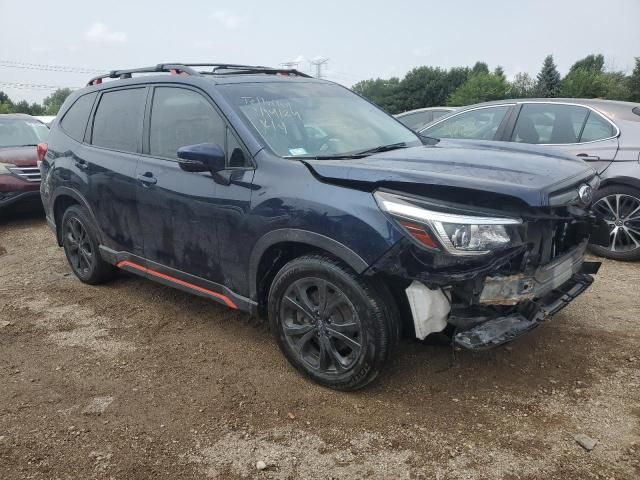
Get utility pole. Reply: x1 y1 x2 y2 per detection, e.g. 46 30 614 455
310 57 329 79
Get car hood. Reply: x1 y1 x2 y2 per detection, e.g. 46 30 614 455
0 146 38 167
304 140 596 207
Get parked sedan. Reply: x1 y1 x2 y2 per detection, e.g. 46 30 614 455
0 114 48 212
420 99 640 260
395 107 457 131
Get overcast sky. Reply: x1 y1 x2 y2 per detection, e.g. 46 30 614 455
1 0 639 103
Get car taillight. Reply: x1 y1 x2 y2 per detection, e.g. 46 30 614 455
37 143 48 168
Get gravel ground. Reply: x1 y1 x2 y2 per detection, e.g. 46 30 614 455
1 210 639 479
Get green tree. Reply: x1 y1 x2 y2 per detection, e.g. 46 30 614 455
560 68 608 98
493 66 505 80
535 55 562 98
395 66 469 112
509 72 536 98
12 100 32 114
352 78 402 113
603 71 631 101
42 88 72 115
448 72 509 106
629 57 640 102
0 91 14 113
569 54 605 74
471 61 489 76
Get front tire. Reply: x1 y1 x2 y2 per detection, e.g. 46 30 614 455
61 205 116 284
589 185 640 261
268 254 398 391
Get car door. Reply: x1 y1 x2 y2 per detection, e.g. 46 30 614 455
84 87 147 255
506 103 619 173
135 85 255 294
421 105 513 141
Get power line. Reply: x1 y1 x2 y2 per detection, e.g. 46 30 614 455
0 82 82 91
0 59 105 74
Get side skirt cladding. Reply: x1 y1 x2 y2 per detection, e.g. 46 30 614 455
99 246 256 312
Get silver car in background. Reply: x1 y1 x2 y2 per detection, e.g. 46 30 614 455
395 106 457 131
420 98 640 260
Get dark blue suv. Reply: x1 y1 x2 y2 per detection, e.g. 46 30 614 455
40 63 605 390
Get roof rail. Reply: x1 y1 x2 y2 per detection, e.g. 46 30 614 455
87 63 311 86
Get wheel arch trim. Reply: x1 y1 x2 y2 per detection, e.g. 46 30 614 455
51 187 104 246
598 176 640 192
249 229 369 301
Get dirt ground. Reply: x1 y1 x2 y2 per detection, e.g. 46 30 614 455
1 210 639 480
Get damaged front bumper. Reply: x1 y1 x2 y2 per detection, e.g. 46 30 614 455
454 269 595 350
395 240 600 350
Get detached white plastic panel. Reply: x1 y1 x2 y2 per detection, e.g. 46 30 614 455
405 281 450 340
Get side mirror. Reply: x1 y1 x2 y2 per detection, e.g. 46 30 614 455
177 143 226 173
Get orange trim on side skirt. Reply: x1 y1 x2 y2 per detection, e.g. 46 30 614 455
116 260 238 309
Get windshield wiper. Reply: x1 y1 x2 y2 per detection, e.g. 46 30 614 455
354 142 409 156
285 153 368 160
284 142 410 161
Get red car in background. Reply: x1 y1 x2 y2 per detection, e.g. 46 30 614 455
0 114 49 212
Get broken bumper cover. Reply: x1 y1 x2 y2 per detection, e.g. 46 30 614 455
478 240 589 305
454 269 595 350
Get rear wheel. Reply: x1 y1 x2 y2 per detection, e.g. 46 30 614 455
61 205 116 284
268 254 398 390
589 185 640 261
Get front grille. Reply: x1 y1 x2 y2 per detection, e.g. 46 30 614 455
8 166 41 182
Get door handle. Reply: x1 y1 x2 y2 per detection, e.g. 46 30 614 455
75 159 88 170
136 172 157 185
576 153 600 162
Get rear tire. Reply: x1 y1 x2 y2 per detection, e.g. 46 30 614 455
61 205 116 284
268 254 399 391
589 185 640 261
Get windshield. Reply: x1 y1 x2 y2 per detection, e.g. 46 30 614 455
0 118 49 148
219 81 420 158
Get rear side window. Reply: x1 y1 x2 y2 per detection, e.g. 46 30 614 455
149 87 225 159
60 92 96 142
580 111 615 142
398 111 432 130
91 88 146 153
511 104 589 144
424 106 509 140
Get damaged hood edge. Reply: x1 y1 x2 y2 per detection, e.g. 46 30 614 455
304 142 597 207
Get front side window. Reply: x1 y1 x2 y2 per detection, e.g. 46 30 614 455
220 82 420 158
149 87 225 160
0 118 49 148
423 106 510 140
91 88 146 153
511 104 590 144
60 93 96 142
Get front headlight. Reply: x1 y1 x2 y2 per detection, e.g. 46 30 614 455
374 190 522 255
0 162 13 175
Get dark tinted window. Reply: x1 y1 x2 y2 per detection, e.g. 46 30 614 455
149 87 225 159
60 93 96 142
580 111 615 142
512 103 588 144
398 111 432 130
91 88 146 153
424 106 509 140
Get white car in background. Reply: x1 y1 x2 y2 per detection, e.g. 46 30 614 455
34 115 56 127
395 107 457 131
